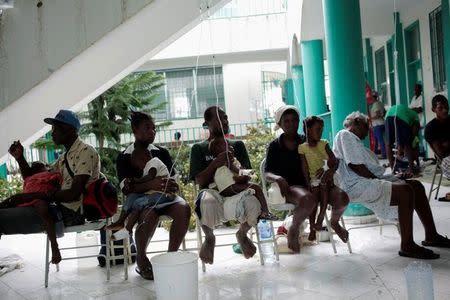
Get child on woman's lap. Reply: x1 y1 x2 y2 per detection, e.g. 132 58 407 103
107 147 174 233
209 137 276 220
299 116 348 242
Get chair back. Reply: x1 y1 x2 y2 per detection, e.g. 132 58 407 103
259 158 269 199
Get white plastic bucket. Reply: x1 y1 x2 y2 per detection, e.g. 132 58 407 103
150 252 198 300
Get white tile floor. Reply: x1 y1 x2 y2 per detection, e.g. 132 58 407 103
1 181 450 300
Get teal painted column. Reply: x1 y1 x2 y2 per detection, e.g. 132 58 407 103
291 65 307 119
393 12 408 105
301 40 328 116
365 38 375 88
322 0 366 136
443 0 450 87
283 79 295 105
0 164 7 180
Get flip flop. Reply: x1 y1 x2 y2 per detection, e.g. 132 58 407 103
438 197 450 202
422 235 450 248
135 265 154 280
398 250 440 260
260 212 278 221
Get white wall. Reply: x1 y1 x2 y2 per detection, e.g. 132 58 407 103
0 0 153 110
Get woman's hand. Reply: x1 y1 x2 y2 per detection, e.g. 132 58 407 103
233 175 250 184
315 167 325 178
320 169 334 186
213 150 234 168
149 176 179 193
275 177 290 198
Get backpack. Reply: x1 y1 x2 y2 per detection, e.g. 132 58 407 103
64 153 118 221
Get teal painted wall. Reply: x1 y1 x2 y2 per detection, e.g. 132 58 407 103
301 40 328 116
443 0 450 87
322 0 366 136
365 38 375 88
393 12 408 106
291 65 307 120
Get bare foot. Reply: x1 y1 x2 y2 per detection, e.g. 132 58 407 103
51 247 62 264
308 229 316 241
287 228 300 253
236 230 256 259
331 222 349 243
199 236 215 264
106 222 124 231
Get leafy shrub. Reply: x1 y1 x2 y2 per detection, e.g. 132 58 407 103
0 176 24 203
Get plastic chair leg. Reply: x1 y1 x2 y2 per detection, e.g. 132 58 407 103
44 237 50 288
254 226 264 266
324 212 337 254
340 216 352 254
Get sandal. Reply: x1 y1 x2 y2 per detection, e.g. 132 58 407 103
422 235 450 249
259 212 278 221
136 265 154 280
398 249 440 260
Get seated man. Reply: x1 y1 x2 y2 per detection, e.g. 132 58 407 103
425 95 450 199
190 106 262 264
4 110 100 264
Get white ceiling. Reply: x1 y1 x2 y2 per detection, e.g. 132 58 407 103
301 0 438 41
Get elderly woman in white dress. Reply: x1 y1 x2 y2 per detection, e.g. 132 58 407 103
333 112 450 259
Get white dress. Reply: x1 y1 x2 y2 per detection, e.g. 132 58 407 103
333 130 399 220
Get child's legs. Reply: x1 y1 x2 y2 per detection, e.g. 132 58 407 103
307 186 319 229
315 185 330 228
0 196 36 209
125 210 140 232
106 210 128 230
248 183 269 213
33 200 61 263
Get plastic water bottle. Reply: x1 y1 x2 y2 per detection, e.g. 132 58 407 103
49 203 65 238
257 220 275 263
404 261 434 300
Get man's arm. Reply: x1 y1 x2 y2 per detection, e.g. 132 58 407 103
8 141 33 178
411 107 423 114
52 175 90 203
430 141 450 158
348 163 377 179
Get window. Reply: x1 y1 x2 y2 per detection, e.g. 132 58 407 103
386 40 396 104
404 21 422 100
153 67 225 121
261 71 284 120
375 47 388 104
430 6 446 92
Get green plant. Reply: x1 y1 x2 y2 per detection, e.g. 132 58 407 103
243 122 275 184
78 71 168 185
0 176 23 202
166 144 197 231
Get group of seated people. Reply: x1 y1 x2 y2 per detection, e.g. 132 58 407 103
1 99 450 281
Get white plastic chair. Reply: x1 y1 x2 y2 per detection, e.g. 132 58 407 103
428 156 443 200
44 218 130 287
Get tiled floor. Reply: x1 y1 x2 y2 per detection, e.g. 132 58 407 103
1 181 450 300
